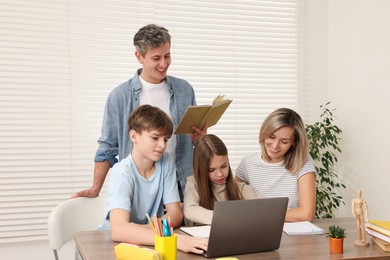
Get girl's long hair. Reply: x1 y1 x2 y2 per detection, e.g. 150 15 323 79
193 134 241 210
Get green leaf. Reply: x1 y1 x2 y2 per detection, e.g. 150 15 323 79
306 102 346 219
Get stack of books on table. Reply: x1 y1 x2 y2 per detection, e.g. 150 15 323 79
366 220 390 252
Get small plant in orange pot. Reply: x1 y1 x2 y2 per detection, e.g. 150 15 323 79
327 225 347 254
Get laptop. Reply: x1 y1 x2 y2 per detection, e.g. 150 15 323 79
181 197 288 258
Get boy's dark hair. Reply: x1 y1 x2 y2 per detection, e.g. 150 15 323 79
127 104 173 136
133 24 171 57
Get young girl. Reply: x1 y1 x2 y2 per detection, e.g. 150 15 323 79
234 108 316 222
184 134 259 226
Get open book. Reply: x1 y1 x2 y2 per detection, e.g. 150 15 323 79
174 94 232 134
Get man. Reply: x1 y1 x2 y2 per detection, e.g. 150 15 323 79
72 24 206 200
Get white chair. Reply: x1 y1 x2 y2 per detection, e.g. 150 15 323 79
47 196 106 260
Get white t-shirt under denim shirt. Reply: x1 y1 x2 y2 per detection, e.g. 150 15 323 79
139 77 176 163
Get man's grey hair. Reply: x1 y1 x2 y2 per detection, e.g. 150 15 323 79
133 24 171 56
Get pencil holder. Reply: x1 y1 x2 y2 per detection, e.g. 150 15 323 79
154 234 177 260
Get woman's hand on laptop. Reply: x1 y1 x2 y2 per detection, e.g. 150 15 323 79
177 234 208 254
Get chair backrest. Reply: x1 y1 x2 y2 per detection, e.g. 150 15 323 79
47 196 106 257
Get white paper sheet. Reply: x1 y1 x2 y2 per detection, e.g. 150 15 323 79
283 221 324 235
180 225 211 238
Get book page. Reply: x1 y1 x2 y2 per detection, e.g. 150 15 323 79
212 94 227 106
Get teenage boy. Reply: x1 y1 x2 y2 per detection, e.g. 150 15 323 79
72 24 206 201
99 105 208 254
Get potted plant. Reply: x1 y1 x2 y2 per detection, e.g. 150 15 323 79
305 102 346 218
327 225 347 254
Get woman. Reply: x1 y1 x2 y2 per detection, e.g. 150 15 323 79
184 134 259 226
235 108 316 222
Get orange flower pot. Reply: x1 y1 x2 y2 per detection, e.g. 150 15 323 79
329 237 344 254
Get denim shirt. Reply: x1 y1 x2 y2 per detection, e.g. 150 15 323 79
94 69 197 191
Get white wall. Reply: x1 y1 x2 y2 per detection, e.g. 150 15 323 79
1 1 390 259
306 0 390 220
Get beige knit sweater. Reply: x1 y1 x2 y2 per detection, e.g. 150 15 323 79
183 175 260 226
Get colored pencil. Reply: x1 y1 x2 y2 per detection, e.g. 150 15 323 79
153 215 163 236
146 213 156 235
168 216 174 235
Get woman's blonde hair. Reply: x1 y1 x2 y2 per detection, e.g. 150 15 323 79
259 108 309 174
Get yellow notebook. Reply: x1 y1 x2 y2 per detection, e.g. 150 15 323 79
367 220 390 236
174 94 232 134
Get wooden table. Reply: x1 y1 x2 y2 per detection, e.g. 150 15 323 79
74 217 390 259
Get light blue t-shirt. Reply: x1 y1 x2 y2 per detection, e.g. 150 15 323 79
99 152 180 230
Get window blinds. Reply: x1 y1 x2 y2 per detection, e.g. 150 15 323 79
0 0 300 243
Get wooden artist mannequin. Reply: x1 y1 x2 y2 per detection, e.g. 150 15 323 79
351 189 369 246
